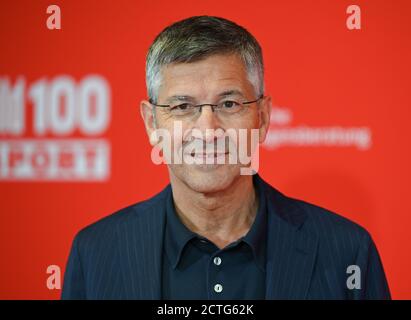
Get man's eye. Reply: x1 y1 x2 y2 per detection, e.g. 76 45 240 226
171 103 191 111
222 101 240 108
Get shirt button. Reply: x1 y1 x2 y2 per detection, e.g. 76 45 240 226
214 284 223 293
213 256 222 266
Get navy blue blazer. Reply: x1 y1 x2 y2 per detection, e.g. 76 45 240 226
61 174 391 299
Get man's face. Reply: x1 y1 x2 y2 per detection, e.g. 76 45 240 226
141 53 271 193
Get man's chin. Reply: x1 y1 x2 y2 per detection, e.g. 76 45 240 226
180 165 239 194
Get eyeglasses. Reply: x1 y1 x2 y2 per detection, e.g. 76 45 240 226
149 94 264 120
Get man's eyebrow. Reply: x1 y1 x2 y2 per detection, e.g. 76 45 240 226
217 90 245 98
164 90 244 104
165 95 195 104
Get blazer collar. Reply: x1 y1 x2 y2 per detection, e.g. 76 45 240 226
116 184 169 299
257 174 319 299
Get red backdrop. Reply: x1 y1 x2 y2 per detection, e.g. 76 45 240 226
0 0 410 299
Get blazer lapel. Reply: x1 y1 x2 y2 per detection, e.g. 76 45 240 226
260 177 319 299
116 185 169 299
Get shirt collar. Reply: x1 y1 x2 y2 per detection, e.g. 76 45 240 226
242 174 267 272
164 174 268 271
164 188 197 269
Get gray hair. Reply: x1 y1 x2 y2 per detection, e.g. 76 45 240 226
146 16 264 103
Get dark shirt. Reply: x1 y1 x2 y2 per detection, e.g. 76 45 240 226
161 177 268 299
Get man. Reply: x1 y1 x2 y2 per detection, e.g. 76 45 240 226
62 16 390 299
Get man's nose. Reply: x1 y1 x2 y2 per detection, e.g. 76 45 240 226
192 105 222 143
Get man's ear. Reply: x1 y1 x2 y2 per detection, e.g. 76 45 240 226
140 100 159 146
258 96 272 144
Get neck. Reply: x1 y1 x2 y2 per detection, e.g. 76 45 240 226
169 173 259 249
